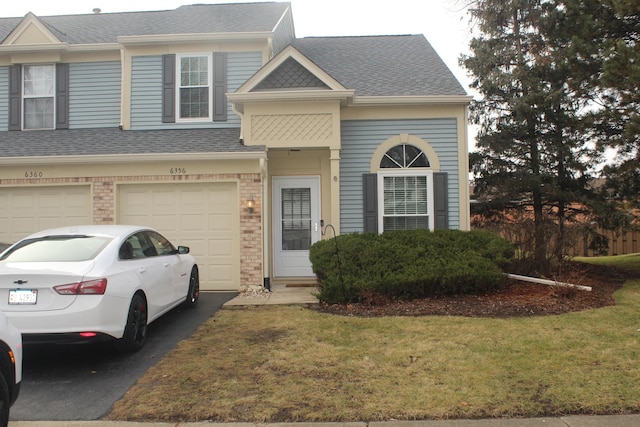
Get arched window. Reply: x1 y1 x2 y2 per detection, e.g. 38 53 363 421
380 144 430 169
363 135 447 234
378 144 432 231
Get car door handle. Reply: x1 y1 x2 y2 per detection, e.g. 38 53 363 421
138 267 146 273
164 262 170 268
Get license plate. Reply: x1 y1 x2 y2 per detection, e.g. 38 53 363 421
9 289 37 305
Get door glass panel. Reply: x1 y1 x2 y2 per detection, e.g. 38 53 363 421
281 188 311 251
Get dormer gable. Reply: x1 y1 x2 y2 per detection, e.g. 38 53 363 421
241 46 348 93
2 13 63 46
229 45 354 112
253 57 330 91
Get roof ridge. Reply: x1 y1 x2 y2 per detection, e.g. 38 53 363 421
1 2 289 20
298 34 421 40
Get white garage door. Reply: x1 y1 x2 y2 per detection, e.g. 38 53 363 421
0 185 92 245
118 182 240 291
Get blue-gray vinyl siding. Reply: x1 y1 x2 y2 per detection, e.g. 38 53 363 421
340 119 461 233
130 52 262 130
0 67 8 131
69 61 121 129
0 63 120 131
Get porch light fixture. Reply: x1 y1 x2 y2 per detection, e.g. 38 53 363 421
246 195 255 213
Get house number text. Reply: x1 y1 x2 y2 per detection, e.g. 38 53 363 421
24 171 44 178
170 167 187 175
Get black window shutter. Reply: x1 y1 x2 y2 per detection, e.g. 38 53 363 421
9 65 21 131
56 63 69 129
162 54 176 123
212 52 227 122
433 172 448 229
363 173 378 233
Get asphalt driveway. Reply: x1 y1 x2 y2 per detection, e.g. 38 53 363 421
10 292 236 421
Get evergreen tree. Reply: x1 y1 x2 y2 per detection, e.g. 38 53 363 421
462 0 598 269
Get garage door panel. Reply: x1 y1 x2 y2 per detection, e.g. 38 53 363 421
209 236 233 255
208 190 233 205
179 215 207 231
183 238 206 256
180 190 208 205
0 186 92 245
209 264 233 281
118 183 239 291
12 194 36 209
209 213 233 230
152 191 179 207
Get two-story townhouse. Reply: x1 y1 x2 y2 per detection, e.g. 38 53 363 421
0 2 472 293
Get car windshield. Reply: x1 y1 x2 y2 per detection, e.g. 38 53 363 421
0 235 112 262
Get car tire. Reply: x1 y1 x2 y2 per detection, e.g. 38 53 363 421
0 371 10 427
184 266 200 308
115 293 148 353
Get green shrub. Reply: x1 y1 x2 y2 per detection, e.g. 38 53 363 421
309 229 515 304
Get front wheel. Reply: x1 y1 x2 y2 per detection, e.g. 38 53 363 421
115 293 148 353
184 266 199 308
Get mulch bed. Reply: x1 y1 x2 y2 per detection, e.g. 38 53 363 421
314 262 627 318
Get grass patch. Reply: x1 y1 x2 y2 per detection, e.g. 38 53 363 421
574 253 640 275
107 256 640 423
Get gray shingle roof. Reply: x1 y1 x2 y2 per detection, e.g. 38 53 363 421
292 35 467 97
0 128 264 158
0 2 291 44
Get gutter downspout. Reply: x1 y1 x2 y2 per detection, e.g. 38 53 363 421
261 157 271 290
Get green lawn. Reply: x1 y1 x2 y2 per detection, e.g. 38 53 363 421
107 255 640 423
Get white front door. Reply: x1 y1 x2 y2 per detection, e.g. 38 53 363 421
273 176 321 277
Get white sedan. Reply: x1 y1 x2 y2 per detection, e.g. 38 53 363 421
0 225 199 352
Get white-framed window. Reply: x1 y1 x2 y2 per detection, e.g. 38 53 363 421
378 171 434 231
177 54 212 121
377 144 434 232
23 64 55 130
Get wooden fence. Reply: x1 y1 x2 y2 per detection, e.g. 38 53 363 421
472 222 639 258
566 229 640 257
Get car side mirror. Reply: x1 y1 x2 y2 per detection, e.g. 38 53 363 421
177 246 190 254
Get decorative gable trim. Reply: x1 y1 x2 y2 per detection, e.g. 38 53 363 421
237 46 346 94
229 46 354 112
2 13 64 47
252 57 330 91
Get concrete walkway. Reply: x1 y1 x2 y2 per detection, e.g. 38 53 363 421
223 283 320 306
11 285 640 427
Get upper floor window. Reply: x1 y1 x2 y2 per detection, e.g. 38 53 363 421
162 53 226 124
177 54 211 121
23 64 55 130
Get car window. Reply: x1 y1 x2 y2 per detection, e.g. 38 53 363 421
123 234 150 259
146 231 176 256
0 235 112 262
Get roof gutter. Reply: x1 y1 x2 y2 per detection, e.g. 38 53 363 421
0 151 267 166
352 95 474 106
117 32 274 46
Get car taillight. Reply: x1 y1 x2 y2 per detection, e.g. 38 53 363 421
54 278 108 295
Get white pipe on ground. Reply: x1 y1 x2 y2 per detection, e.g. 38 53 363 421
505 273 592 292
